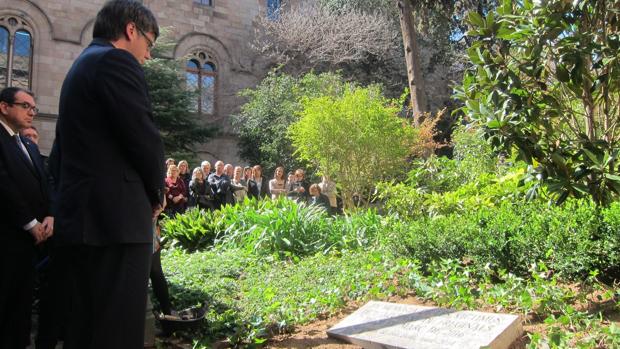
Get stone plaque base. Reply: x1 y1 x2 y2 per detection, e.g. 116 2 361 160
327 301 522 349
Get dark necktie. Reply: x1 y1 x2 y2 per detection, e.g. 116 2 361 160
14 134 33 166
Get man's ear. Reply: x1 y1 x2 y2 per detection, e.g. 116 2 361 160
124 22 136 41
0 102 9 116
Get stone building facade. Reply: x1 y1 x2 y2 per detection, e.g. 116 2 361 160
0 0 285 164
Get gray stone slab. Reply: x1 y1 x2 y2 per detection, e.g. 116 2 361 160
327 301 522 349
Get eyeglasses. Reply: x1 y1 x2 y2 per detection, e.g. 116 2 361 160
137 27 155 51
9 101 38 114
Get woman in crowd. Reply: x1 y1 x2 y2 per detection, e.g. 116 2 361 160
165 164 187 216
269 166 287 199
231 166 248 203
178 160 191 196
189 167 215 210
201 161 211 179
248 165 269 199
243 166 253 184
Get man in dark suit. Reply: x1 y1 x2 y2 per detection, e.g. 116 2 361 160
50 1 165 348
248 164 270 199
0 87 53 348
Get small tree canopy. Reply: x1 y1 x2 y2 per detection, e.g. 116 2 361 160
233 71 345 175
289 85 416 209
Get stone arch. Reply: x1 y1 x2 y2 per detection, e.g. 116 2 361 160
175 33 237 123
79 19 96 46
174 32 234 72
2 1 52 41
183 47 220 118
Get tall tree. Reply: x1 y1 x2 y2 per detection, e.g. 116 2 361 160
398 0 428 123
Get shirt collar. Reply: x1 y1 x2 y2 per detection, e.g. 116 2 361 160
90 38 114 48
0 117 16 137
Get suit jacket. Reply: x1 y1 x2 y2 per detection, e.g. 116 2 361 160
51 38 165 246
248 176 269 199
0 129 50 246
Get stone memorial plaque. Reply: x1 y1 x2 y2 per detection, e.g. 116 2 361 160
327 301 522 349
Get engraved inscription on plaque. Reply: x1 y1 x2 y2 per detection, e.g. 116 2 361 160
327 301 523 349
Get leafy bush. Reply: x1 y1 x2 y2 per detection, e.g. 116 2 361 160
406 125 498 194
162 198 384 258
455 0 620 205
388 198 620 280
215 198 334 258
233 71 346 175
289 84 416 210
160 208 220 251
377 167 530 220
164 195 620 280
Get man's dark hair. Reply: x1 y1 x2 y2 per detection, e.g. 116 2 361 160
0 87 34 104
93 0 159 41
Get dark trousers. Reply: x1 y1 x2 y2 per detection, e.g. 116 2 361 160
35 246 73 349
0 242 35 349
58 243 152 349
150 249 172 315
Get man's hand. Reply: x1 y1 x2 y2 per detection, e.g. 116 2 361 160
28 223 45 245
41 216 54 239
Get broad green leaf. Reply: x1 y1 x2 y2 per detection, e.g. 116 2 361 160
468 11 485 29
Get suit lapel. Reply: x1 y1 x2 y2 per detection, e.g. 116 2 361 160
15 135 39 178
0 128 40 180
23 138 42 170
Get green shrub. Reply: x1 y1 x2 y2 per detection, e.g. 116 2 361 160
163 195 620 281
160 208 220 251
405 125 497 193
162 198 385 258
377 166 530 220
215 197 334 258
597 202 620 279
388 198 620 280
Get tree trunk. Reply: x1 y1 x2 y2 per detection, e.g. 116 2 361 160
397 0 428 125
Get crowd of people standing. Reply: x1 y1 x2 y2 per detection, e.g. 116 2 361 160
164 158 339 216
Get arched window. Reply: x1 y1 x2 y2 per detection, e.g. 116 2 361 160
0 17 34 89
185 52 216 115
0 27 8 87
